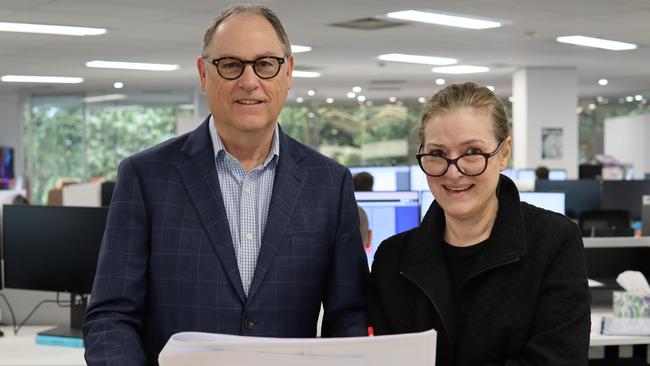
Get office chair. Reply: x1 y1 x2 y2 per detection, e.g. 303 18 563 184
579 209 633 237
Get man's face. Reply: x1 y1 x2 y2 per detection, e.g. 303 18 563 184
197 14 293 138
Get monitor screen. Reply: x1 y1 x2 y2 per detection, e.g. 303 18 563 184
0 147 15 189
355 191 419 266
409 165 429 191
349 166 411 191
2 205 109 294
535 179 601 219
601 180 650 221
549 169 567 180
520 192 566 215
501 169 518 181
420 190 435 222
517 169 536 183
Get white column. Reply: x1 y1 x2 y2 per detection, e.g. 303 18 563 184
0 92 24 179
512 68 578 178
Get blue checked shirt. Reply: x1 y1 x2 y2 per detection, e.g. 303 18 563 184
208 117 279 296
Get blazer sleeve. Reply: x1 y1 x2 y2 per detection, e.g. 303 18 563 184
320 169 370 337
505 220 591 366
83 157 150 366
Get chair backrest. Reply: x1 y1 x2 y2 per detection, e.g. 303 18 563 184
579 209 632 237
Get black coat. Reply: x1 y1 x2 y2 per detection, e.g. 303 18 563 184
369 176 590 366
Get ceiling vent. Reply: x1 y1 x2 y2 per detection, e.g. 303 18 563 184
329 17 408 30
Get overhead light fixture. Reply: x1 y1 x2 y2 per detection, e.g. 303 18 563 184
1 75 84 83
556 35 637 51
0 21 106 36
83 94 127 103
378 53 457 66
292 70 321 78
86 60 179 71
291 45 312 53
386 10 502 30
432 65 489 74
598 79 609 86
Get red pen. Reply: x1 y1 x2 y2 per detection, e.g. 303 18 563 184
367 326 374 337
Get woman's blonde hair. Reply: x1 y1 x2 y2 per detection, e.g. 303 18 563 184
418 82 509 146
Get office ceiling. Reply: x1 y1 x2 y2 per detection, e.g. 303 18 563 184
1 0 649 101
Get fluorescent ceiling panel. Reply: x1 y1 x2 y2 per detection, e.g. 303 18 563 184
86 60 179 71
556 35 637 51
1 75 84 83
431 65 489 74
387 10 502 30
0 22 106 36
378 53 457 66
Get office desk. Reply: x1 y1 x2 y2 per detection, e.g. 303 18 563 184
0 326 85 365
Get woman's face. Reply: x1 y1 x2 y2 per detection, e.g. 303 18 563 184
422 107 511 222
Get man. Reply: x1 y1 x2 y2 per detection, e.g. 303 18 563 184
83 5 368 365
353 171 374 191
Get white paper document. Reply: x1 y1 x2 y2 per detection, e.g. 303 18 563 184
158 329 437 366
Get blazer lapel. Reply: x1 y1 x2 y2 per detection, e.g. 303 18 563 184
177 117 246 303
247 128 307 299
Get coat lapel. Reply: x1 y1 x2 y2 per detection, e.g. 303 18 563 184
177 117 246 303
247 128 307 300
401 202 456 349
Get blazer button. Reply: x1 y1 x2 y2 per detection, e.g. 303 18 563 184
244 319 255 330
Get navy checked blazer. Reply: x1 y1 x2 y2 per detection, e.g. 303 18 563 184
83 117 369 366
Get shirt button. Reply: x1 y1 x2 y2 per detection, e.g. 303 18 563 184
246 233 252 240
244 186 251 193
244 319 255 330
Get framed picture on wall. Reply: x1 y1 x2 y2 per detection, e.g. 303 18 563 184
541 128 563 159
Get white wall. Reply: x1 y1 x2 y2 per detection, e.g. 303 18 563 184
604 114 650 179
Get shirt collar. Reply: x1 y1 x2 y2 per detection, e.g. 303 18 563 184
208 115 280 168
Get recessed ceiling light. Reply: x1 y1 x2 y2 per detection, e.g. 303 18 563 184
598 79 608 86
293 70 321 78
432 65 489 74
291 45 312 53
388 96 397 103
418 97 426 103
0 21 106 36
113 81 124 89
486 85 495 92
635 95 643 101
347 92 356 99
1 75 84 83
352 86 362 93
357 95 367 102
83 94 127 103
86 60 179 71
435 78 446 85
378 53 457 66
326 98 334 104
386 10 502 30
296 97 304 103
556 35 637 51
307 89 316 96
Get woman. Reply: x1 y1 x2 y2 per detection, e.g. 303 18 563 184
368 82 590 365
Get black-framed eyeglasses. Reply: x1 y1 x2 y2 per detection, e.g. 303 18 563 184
416 140 505 177
204 56 287 80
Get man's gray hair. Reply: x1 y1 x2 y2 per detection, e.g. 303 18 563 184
201 4 292 58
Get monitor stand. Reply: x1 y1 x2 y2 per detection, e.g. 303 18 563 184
37 294 87 339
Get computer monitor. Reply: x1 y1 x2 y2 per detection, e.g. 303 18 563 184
355 191 419 266
535 179 601 219
549 169 567 180
501 169 518 181
419 190 435 222
519 192 566 215
0 147 15 189
601 180 650 221
349 166 411 191
409 164 429 191
2 204 109 338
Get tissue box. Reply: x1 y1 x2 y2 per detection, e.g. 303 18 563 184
613 291 650 318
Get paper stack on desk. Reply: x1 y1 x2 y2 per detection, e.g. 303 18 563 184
158 328 437 366
602 270 650 335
